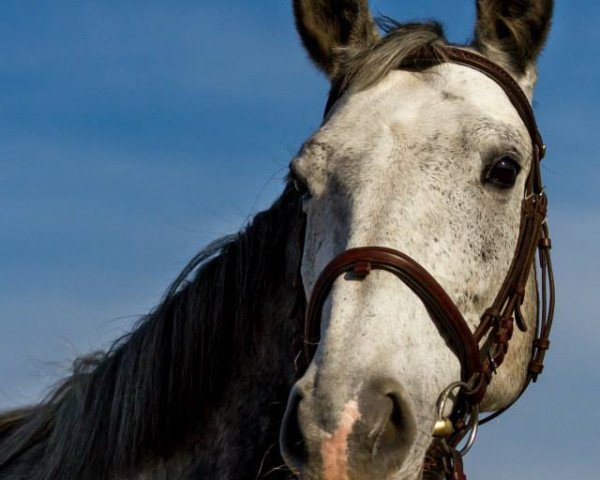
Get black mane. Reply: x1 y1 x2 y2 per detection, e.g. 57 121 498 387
0 183 305 479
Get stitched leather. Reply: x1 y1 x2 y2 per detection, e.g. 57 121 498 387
303 247 483 382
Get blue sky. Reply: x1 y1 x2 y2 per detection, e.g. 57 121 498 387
0 1 598 477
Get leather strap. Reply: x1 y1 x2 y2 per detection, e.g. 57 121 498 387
324 46 545 159
304 248 482 383
425 48 544 153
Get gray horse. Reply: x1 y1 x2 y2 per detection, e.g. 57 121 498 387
0 1 553 479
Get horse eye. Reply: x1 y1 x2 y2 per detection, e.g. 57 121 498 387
484 157 521 189
292 174 312 201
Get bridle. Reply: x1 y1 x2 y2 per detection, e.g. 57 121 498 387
301 46 555 480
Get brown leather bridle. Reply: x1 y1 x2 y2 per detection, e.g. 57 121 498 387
302 46 555 480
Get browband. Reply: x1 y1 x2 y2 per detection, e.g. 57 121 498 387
323 46 545 160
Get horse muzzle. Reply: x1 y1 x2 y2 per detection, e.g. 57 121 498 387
280 375 419 480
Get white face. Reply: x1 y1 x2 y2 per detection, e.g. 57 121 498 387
286 64 537 479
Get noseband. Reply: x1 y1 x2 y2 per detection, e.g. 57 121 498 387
302 46 555 480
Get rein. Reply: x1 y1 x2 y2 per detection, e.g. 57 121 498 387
302 46 555 480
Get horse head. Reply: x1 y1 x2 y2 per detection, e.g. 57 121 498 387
280 1 554 479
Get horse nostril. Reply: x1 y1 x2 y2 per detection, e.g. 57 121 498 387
372 393 410 455
280 389 307 472
388 393 407 431
357 381 417 471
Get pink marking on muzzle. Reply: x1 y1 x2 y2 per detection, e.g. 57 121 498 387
320 400 362 480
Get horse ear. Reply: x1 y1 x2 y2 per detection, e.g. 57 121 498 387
474 0 554 75
293 0 379 78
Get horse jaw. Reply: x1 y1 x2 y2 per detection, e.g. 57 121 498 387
288 64 537 479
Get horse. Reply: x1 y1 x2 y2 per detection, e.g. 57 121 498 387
0 1 555 479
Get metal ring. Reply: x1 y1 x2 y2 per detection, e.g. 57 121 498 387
457 405 479 456
436 381 470 419
434 382 480 457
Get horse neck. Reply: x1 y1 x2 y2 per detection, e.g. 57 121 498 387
0 185 305 480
